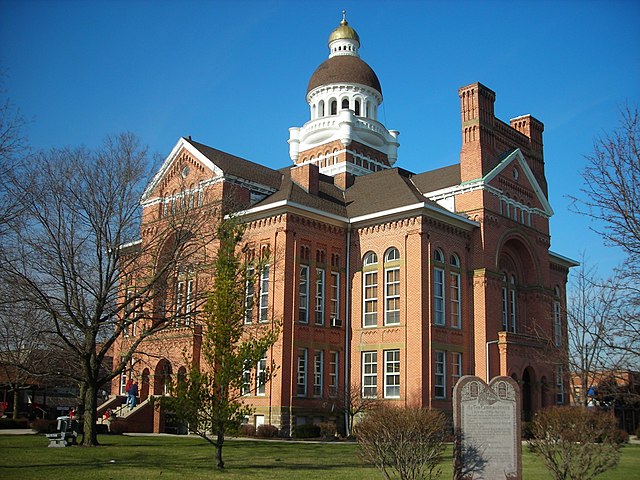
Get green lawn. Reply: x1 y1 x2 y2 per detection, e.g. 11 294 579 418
0 434 638 479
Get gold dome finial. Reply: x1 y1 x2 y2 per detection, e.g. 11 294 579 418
329 10 360 45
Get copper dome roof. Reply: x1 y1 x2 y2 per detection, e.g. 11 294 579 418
306 55 382 96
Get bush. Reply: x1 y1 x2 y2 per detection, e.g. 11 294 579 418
29 418 56 433
318 421 337 439
612 429 629 444
0 418 29 429
528 406 622 480
239 424 256 437
355 406 446 480
636 425 640 438
256 424 278 438
108 419 128 434
293 423 321 439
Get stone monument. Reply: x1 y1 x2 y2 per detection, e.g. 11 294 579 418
453 375 521 480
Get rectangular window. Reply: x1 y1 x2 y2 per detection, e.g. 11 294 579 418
450 271 461 328
175 280 184 320
241 362 251 396
362 351 377 398
120 370 128 396
315 268 325 325
435 351 446 399
509 289 517 332
329 351 338 397
299 265 309 323
385 267 400 325
363 271 378 327
185 279 194 326
384 350 400 398
434 268 445 325
256 352 267 396
330 272 340 320
556 365 564 404
259 265 269 322
313 350 323 397
124 288 134 337
297 348 307 397
553 301 562 347
501 287 508 331
244 266 255 324
452 352 462 391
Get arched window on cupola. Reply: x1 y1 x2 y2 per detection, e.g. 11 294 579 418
342 98 350 110
312 104 317 119
365 101 370 118
330 100 337 115
318 100 325 117
355 99 361 116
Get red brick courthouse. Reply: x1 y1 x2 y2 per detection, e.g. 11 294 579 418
110 14 575 434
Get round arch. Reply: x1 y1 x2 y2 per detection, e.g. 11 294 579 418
154 359 173 396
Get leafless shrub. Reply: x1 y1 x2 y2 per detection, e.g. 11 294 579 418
355 406 446 480
528 406 621 480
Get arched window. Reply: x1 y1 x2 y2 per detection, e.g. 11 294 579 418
330 100 337 115
342 98 349 110
363 252 378 327
318 100 325 117
553 286 562 346
355 99 361 116
449 254 461 328
501 274 517 332
384 248 400 325
433 249 445 325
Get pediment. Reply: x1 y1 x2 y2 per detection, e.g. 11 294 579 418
141 138 223 204
484 149 553 216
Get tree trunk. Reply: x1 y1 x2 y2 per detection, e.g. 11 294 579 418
216 430 225 468
12 386 19 420
82 383 98 446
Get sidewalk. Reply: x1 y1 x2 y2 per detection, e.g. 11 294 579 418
0 429 37 435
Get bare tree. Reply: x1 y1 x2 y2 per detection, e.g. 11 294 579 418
341 382 378 436
570 106 640 368
0 133 214 446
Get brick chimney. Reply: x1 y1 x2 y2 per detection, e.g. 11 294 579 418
458 82 497 182
291 163 320 195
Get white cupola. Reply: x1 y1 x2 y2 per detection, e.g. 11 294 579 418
288 11 400 177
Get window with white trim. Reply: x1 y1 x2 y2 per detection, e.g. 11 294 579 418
384 350 400 398
450 254 461 329
362 351 377 398
329 351 338 397
259 264 269 323
363 252 378 327
297 348 307 397
434 249 445 326
299 265 309 323
330 272 339 321
451 352 462 391
556 365 564 404
313 350 323 397
501 273 517 332
315 268 325 325
244 266 255 324
435 350 446 399
241 362 251 396
384 248 400 326
553 287 562 347
256 352 267 396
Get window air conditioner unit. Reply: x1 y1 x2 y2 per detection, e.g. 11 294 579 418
330 317 342 328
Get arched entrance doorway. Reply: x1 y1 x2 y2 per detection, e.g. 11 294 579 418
522 367 535 421
154 359 173 396
141 368 150 401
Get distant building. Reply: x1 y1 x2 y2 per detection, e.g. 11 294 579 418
111 13 576 434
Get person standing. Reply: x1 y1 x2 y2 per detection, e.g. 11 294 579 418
129 381 139 410
125 378 133 407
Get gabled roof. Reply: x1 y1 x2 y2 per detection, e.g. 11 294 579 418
411 164 461 192
141 137 282 203
483 149 553 216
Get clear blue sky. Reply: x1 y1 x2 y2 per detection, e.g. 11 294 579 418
2 0 639 277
